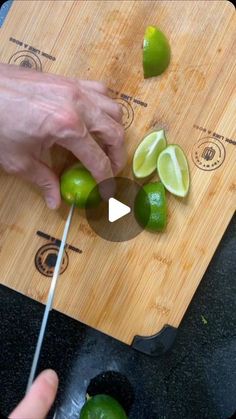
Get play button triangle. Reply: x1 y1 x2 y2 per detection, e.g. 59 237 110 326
86 177 150 242
108 197 131 223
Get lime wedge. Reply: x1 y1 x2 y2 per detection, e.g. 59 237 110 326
157 145 190 197
143 26 171 78
133 129 167 178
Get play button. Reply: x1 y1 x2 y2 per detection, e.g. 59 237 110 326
108 198 131 222
86 177 150 242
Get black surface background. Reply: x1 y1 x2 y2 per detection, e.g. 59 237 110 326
0 214 235 419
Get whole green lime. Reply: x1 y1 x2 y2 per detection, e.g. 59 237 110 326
134 182 167 231
60 164 100 208
80 394 128 419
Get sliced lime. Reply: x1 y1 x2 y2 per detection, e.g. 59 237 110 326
143 26 171 78
157 145 190 197
133 129 167 178
134 181 167 232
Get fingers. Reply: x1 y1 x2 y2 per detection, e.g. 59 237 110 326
74 88 125 173
59 130 114 183
94 95 123 123
78 82 123 123
9 369 58 419
78 80 108 95
56 80 126 178
23 159 61 209
90 115 126 175
3 155 61 209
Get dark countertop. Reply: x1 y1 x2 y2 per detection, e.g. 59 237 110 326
0 214 235 419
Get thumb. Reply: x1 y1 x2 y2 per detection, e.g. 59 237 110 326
26 159 61 209
9 369 58 419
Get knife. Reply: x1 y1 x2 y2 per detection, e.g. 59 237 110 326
26 204 75 392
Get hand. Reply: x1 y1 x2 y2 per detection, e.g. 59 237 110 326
0 63 126 209
9 369 58 419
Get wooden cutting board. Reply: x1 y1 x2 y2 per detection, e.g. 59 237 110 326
0 0 235 354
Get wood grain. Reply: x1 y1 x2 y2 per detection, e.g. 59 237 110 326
0 1 235 344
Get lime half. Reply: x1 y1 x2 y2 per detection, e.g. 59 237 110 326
157 145 190 197
143 26 171 78
135 182 167 231
80 394 127 419
133 129 167 178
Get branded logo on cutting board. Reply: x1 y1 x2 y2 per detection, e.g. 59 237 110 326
192 137 226 171
8 37 56 71
34 231 82 277
9 50 42 71
35 243 69 277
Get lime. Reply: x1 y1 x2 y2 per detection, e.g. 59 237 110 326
134 182 167 231
80 394 128 419
133 129 167 178
157 145 190 197
60 164 100 208
143 26 171 78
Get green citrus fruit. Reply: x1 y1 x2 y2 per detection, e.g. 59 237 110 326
60 164 100 208
133 129 167 178
80 394 128 419
135 182 167 231
143 26 171 78
157 144 190 197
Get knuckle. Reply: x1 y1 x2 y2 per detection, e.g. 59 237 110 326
38 179 53 190
62 84 78 100
98 82 108 94
5 165 18 175
77 123 88 140
53 108 78 133
68 84 80 101
113 125 125 144
114 103 123 118
4 160 26 175
97 155 111 175
103 155 112 171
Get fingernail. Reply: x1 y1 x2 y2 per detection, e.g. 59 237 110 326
46 197 57 209
44 369 58 386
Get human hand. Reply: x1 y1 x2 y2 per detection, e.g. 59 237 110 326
9 369 58 419
0 63 126 209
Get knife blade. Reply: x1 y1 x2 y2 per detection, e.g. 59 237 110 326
26 204 75 392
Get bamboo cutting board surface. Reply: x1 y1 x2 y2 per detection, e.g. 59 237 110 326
0 0 235 347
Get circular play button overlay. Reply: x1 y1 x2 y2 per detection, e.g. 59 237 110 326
86 177 150 242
